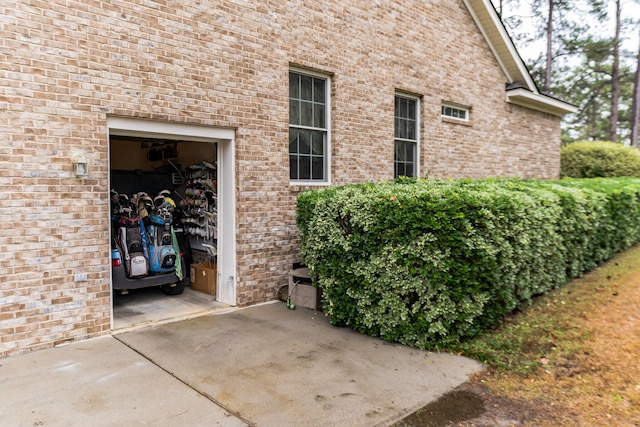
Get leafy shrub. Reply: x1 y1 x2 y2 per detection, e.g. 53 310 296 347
561 141 640 178
296 177 640 350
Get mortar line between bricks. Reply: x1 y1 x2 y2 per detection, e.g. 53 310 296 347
113 336 256 427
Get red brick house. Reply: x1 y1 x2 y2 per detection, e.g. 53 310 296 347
0 0 575 356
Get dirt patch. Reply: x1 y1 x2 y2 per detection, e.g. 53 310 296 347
394 389 484 427
396 387 497 427
395 380 544 427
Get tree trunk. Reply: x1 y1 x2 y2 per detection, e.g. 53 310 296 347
630 29 640 147
609 0 621 142
544 0 553 93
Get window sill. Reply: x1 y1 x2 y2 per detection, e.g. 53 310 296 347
290 180 331 188
442 117 472 127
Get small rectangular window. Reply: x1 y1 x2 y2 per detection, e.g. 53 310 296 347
441 104 469 121
394 94 419 178
289 70 329 182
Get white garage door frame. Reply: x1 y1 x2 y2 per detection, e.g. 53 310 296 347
107 117 237 309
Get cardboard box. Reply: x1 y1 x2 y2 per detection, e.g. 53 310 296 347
190 262 217 296
290 282 321 310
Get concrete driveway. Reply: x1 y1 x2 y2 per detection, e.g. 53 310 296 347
0 302 483 426
0 334 245 427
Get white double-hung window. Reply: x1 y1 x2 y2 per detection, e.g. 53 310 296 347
289 70 330 182
394 94 419 178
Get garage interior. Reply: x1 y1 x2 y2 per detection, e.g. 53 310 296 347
109 134 228 331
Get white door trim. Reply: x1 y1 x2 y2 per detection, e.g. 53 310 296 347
108 117 235 141
217 140 236 305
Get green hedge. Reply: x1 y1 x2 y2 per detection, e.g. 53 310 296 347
296 177 640 350
561 140 640 178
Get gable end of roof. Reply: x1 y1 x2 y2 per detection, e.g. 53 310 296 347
462 0 575 117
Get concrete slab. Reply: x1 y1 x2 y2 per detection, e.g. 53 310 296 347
0 336 246 427
117 302 483 426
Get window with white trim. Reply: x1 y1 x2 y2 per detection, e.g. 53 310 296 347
394 94 419 178
289 70 329 182
441 104 469 121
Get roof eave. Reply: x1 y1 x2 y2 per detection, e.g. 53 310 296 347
506 88 578 117
463 0 576 117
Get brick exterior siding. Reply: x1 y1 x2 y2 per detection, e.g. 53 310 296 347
0 0 562 356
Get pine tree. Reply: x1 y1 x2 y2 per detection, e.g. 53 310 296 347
629 25 640 146
492 0 640 144
609 0 622 142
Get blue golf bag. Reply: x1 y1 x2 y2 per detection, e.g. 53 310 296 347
146 213 177 274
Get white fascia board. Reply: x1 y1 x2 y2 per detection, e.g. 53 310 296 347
462 0 538 91
506 88 578 116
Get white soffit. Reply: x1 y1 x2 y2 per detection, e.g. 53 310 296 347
506 89 578 117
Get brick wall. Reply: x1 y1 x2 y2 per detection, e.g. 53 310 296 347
0 0 561 356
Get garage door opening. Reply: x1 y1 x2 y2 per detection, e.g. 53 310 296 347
107 118 236 331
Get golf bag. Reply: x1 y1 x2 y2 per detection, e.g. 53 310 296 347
146 213 177 274
119 215 149 278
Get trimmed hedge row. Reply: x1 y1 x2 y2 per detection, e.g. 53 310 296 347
296 177 640 350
